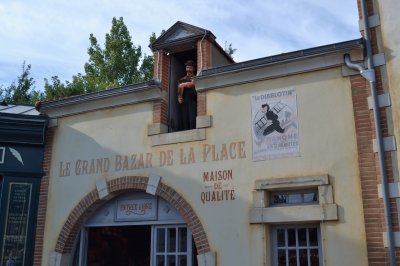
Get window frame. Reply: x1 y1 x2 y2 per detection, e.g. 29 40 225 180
151 224 193 266
250 175 338 224
271 224 323 266
270 189 319 207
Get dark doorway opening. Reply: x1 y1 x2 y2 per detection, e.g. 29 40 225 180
87 225 151 266
168 49 197 132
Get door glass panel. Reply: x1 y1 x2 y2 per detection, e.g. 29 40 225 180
310 249 319 266
156 255 165 266
288 250 297 265
298 228 307 246
178 255 187 266
299 249 308 266
277 229 286 247
153 226 192 266
167 255 176 266
178 228 187 252
157 228 166 252
278 249 286 266
288 229 296 246
168 228 176 252
309 228 318 246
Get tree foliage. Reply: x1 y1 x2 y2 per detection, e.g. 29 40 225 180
1 21 169 104
224 42 237 58
84 17 143 91
0 61 44 105
44 74 86 100
45 17 156 99
139 30 164 82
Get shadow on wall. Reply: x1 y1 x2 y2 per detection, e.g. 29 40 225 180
44 106 366 266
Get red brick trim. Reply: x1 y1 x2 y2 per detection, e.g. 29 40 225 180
351 75 387 264
153 51 161 81
351 74 399 264
33 128 55 266
195 39 212 117
153 50 169 125
197 92 207 116
197 39 212 70
355 0 400 264
54 176 210 256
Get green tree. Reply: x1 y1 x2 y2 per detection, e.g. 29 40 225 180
44 74 86 100
0 85 12 104
43 17 159 100
140 54 154 82
44 76 66 100
31 90 45 105
0 61 44 105
224 42 237 59
85 17 145 91
139 30 164 81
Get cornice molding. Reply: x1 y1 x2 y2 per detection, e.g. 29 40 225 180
37 80 162 118
195 39 364 92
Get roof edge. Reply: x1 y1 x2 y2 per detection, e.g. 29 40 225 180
150 21 215 51
37 80 162 118
197 38 364 78
37 80 161 112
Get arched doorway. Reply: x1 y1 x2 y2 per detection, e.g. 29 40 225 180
71 192 197 266
52 176 210 266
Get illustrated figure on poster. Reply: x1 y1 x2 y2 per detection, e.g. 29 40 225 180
261 103 284 136
251 89 299 160
178 60 197 130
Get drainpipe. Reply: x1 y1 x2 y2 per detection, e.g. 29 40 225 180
344 0 395 265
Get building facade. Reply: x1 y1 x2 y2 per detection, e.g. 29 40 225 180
0 104 47 266
34 0 400 265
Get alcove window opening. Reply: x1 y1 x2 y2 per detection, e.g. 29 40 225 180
167 48 197 133
270 189 319 206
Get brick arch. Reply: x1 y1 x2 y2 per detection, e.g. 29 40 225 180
54 175 210 256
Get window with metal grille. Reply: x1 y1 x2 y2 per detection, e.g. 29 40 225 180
272 225 322 266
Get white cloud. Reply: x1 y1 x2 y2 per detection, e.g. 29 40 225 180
0 0 360 91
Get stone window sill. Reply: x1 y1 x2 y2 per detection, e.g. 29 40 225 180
148 115 212 146
250 175 338 224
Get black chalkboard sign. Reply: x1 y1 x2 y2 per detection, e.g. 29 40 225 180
1 183 32 266
0 177 39 266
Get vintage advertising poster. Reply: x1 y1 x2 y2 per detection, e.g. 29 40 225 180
251 88 299 160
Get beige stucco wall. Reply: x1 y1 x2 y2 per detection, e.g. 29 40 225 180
42 67 368 265
376 0 400 178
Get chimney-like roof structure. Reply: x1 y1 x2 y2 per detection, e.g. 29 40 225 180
150 21 234 63
150 21 214 52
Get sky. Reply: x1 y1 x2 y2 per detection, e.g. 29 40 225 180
0 0 361 91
